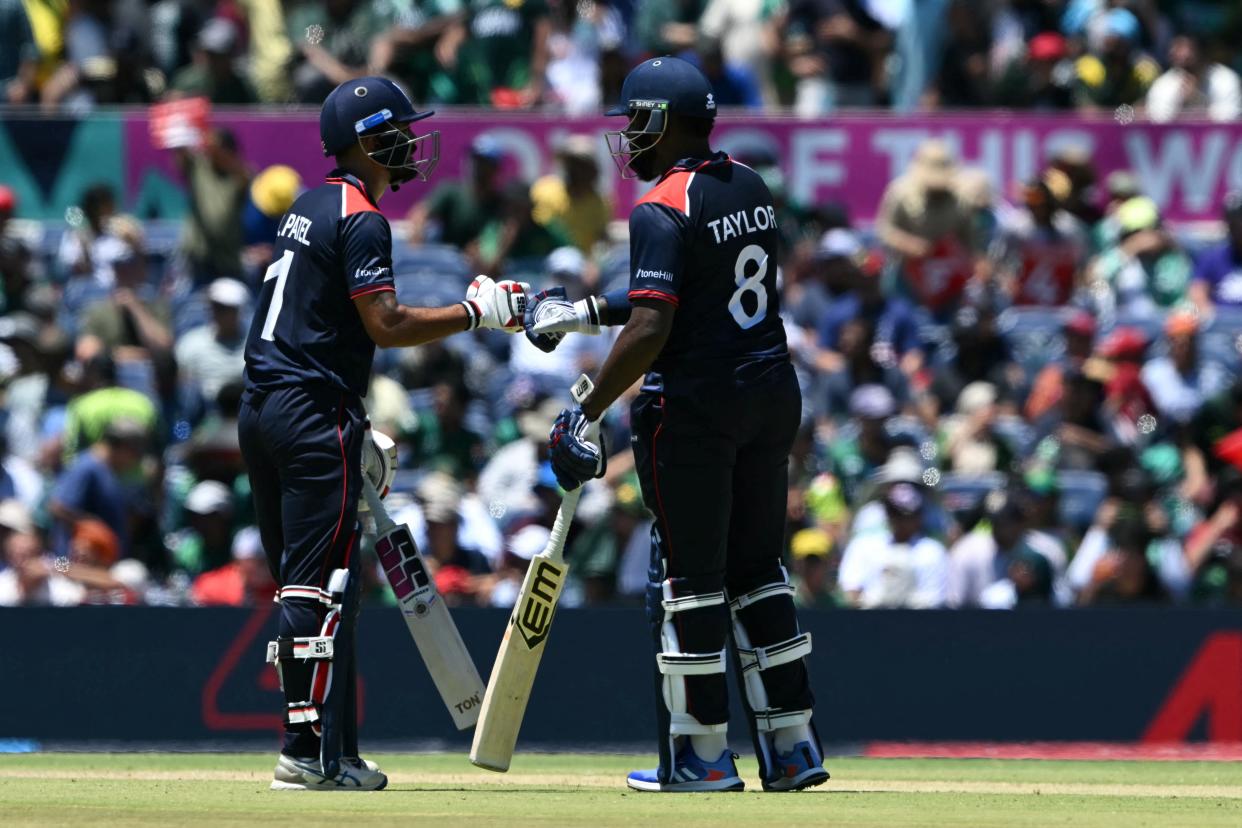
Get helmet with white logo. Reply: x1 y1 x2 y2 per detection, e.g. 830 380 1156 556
604 56 716 179
319 76 439 187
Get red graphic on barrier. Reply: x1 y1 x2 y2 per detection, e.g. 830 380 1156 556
201 605 366 732
1143 632 1242 742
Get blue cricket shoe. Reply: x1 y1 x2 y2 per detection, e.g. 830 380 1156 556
762 740 830 792
626 743 745 792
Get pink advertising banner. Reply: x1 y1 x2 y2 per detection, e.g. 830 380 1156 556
118 111 1242 224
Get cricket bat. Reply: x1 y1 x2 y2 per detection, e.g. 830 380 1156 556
363 479 485 730
470 374 598 772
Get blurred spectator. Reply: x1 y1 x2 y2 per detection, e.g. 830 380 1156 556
241 0 294 103
0 186 39 315
634 0 703 57
815 258 923 414
1032 368 1110 471
190 524 275 605
78 220 172 355
947 491 1053 608
478 396 562 519
509 251 610 388
240 165 303 277
838 483 948 608
1146 33 1242 123
997 177 1088 307
409 136 506 248
683 39 763 109
779 0 888 115
827 385 896 505
922 305 1021 420
0 515 83 606
1190 193 1242 314
1073 8 1160 111
529 135 611 254
1 0 38 103
925 0 993 108
366 1 461 105
453 0 551 107
1048 145 1104 230
404 381 485 481
61 353 159 461
1095 326 1156 439
286 0 394 103
39 0 155 110
940 381 1011 474
415 471 492 604
992 31 1073 110
57 184 120 286
567 476 648 604
1025 310 1096 422
789 527 839 609
1088 196 1191 317
543 0 623 115
170 479 235 575
175 277 248 403
1074 515 1169 605
699 0 781 101
1141 310 1230 427
174 127 250 285
48 417 147 560
876 141 979 318
168 17 256 104
476 180 572 274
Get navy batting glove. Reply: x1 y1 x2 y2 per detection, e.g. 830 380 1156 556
524 287 568 353
548 407 606 491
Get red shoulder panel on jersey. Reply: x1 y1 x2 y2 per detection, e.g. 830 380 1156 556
636 171 692 216
349 284 395 299
628 289 680 307
327 178 380 217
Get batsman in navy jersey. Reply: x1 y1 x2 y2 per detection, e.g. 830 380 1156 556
531 57 828 793
240 76 526 790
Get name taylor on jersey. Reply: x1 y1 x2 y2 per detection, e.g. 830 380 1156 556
706 206 778 245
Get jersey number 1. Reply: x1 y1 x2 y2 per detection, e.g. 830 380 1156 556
729 244 769 330
260 249 294 341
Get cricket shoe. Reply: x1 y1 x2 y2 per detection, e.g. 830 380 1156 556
762 740 830 792
270 754 388 791
626 745 745 792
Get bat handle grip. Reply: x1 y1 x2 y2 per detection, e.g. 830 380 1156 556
546 486 582 565
362 479 396 534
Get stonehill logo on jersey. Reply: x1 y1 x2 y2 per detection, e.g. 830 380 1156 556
355 266 391 280
636 268 674 282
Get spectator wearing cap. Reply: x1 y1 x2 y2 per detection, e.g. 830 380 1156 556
240 165 303 274
1025 310 1096 422
829 385 897 505
48 418 148 560
786 228 861 330
1088 169 1141 254
1190 194 1242 314
1142 310 1230 427
171 479 236 575
78 218 172 357
530 135 612 254
409 136 507 248
1093 325 1156 438
838 482 948 608
1087 196 1191 318
1073 8 1160 111
60 353 160 461
190 525 276 606
789 528 839 609
1146 33 1242 123
947 491 1053 608
168 18 257 104
876 140 982 318
940 381 1011 475
993 32 1073 110
175 277 250 403
174 127 251 286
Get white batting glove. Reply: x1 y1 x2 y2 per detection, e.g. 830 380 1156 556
359 428 397 513
462 275 529 332
530 295 601 336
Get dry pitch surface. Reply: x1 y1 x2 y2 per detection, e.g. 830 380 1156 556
2 752 1241 826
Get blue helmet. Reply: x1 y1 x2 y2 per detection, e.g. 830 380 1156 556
319 76 439 185
604 57 716 179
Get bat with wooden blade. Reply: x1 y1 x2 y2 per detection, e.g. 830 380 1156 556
470 374 599 772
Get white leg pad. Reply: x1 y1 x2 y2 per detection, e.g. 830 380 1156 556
657 584 729 738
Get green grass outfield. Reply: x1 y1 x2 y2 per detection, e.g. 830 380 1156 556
2 753 1241 827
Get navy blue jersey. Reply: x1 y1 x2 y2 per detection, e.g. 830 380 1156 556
628 152 789 389
243 171 395 397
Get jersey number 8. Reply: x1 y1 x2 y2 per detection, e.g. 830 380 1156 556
728 244 769 330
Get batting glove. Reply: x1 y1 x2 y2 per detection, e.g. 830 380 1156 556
523 287 569 353
548 406 606 491
529 293 602 337
463 275 529 332
359 427 397 512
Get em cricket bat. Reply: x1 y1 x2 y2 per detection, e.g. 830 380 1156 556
470 375 598 772
363 479 485 730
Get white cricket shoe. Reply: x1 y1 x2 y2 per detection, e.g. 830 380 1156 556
270 754 388 791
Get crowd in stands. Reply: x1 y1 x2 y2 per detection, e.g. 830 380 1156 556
4 116 1242 611
2 0 1242 117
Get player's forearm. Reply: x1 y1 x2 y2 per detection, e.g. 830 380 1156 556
581 305 671 420
358 290 472 348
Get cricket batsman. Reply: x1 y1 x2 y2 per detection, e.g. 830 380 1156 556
239 76 526 790
530 57 829 792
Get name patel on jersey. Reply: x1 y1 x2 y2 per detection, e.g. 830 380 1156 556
707 207 778 244
278 213 313 246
